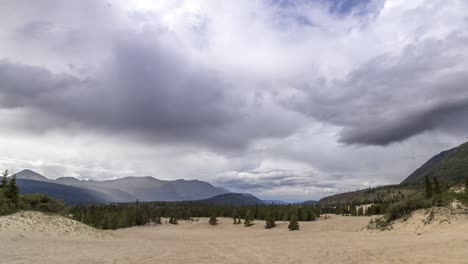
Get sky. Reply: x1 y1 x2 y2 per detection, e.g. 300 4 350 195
1 0 468 201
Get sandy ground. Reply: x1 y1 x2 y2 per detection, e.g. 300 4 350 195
1 211 468 264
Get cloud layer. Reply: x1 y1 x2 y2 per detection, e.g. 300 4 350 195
1 0 468 200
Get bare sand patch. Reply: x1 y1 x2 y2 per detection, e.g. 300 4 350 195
387 207 468 234
1 212 467 264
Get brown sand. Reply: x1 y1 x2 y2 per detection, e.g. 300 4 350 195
1 211 468 264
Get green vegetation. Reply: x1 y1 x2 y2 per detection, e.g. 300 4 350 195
209 212 218 225
425 175 433 198
69 201 321 230
319 184 415 207
0 170 65 216
243 210 254 227
288 214 299 231
402 141 468 186
264 210 276 229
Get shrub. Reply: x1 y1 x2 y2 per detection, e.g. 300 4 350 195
386 197 431 222
0 189 16 215
288 215 299 231
19 194 66 213
244 210 254 227
209 213 218 225
264 216 276 229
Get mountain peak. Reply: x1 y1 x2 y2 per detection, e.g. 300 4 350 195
15 169 49 181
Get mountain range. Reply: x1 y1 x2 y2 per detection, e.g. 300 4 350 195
14 170 236 204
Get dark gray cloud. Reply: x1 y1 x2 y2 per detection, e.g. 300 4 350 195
0 29 302 150
290 34 468 145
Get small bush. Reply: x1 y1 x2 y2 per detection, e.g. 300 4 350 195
20 194 66 213
386 197 431 222
209 213 218 225
264 216 276 229
288 215 299 231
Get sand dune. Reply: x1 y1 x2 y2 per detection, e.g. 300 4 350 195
1 212 468 264
386 207 468 234
0 211 111 240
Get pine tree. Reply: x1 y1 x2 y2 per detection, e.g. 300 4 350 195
264 216 276 229
357 207 363 216
231 209 238 224
425 175 433 198
288 214 299 231
209 213 218 225
6 175 19 206
461 178 468 209
244 210 254 227
237 217 242 225
433 177 441 194
0 170 8 189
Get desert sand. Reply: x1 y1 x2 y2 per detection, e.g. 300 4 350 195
1 210 468 264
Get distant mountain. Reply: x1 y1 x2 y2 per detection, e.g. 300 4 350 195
14 170 229 203
401 141 468 185
15 169 49 181
216 186 231 193
301 200 318 204
263 200 290 205
16 179 108 204
196 193 264 205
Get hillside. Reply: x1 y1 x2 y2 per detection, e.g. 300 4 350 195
14 170 228 203
319 185 417 205
196 193 264 205
401 141 468 185
16 179 108 204
319 141 468 205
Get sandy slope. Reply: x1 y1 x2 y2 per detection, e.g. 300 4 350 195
1 212 468 264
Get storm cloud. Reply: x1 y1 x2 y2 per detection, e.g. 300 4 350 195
0 31 302 150
291 34 468 145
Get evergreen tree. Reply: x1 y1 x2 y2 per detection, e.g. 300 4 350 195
425 175 433 198
288 214 299 231
244 210 254 227
237 217 242 225
264 215 276 229
433 176 442 204
465 178 468 193
0 170 8 189
231 209 238 224
433 177 441 195
209 212 218 225
6 175 19 206
357 207 364 216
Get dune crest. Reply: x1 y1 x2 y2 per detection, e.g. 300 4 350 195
0 211 111 239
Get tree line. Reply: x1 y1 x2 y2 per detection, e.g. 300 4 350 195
69 200 322 230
